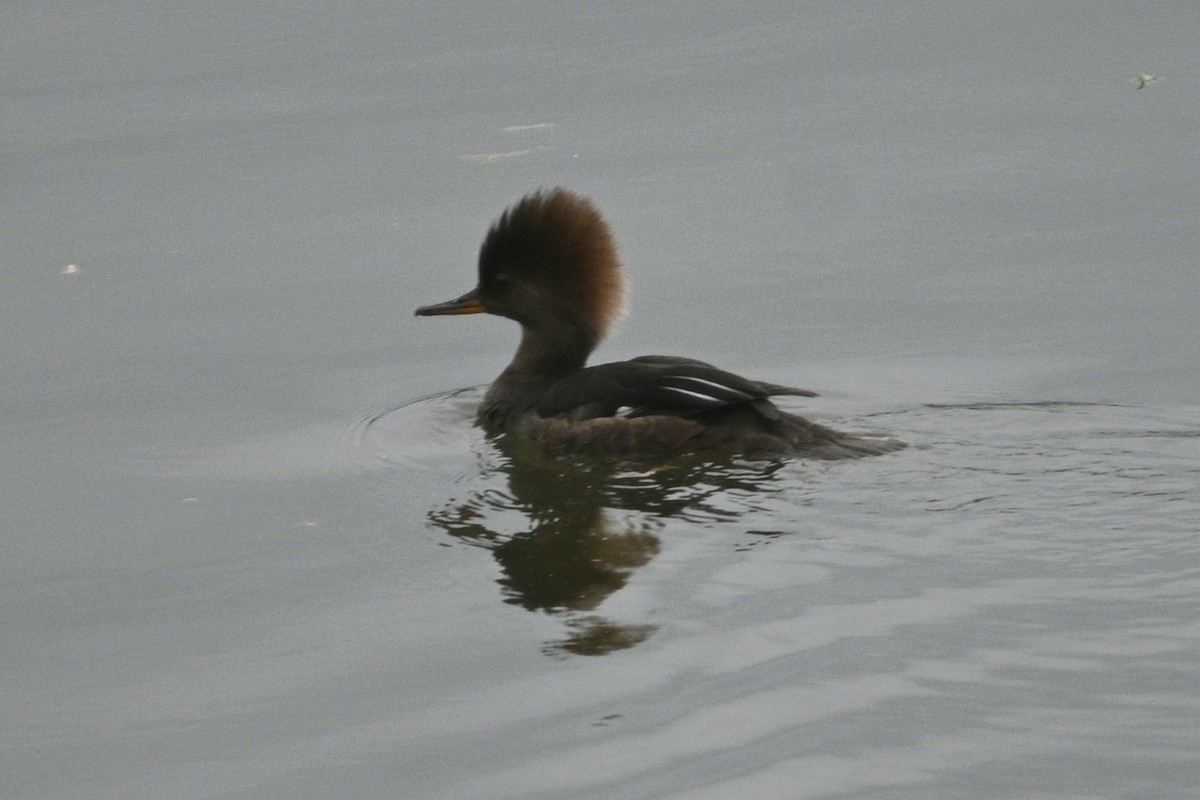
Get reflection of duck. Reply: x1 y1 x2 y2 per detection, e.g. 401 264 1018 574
417 189 904 459
1134 73 1160 89
426 432 797 656
427 441 662 656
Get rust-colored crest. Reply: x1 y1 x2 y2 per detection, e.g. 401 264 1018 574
479 188 626 338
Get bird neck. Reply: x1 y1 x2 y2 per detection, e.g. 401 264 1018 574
480 320 598 428
510 318 597 377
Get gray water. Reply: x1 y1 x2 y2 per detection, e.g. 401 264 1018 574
5 3 1199 798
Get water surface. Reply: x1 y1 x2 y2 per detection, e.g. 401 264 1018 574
4 2 1199 798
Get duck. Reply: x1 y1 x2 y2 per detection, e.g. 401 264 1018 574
415 188 905 459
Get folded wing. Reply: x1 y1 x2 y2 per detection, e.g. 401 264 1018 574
535 354 817 421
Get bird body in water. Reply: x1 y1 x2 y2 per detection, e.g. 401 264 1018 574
416 189 905 460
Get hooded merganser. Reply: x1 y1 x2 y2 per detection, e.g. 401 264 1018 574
416 188 905 459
